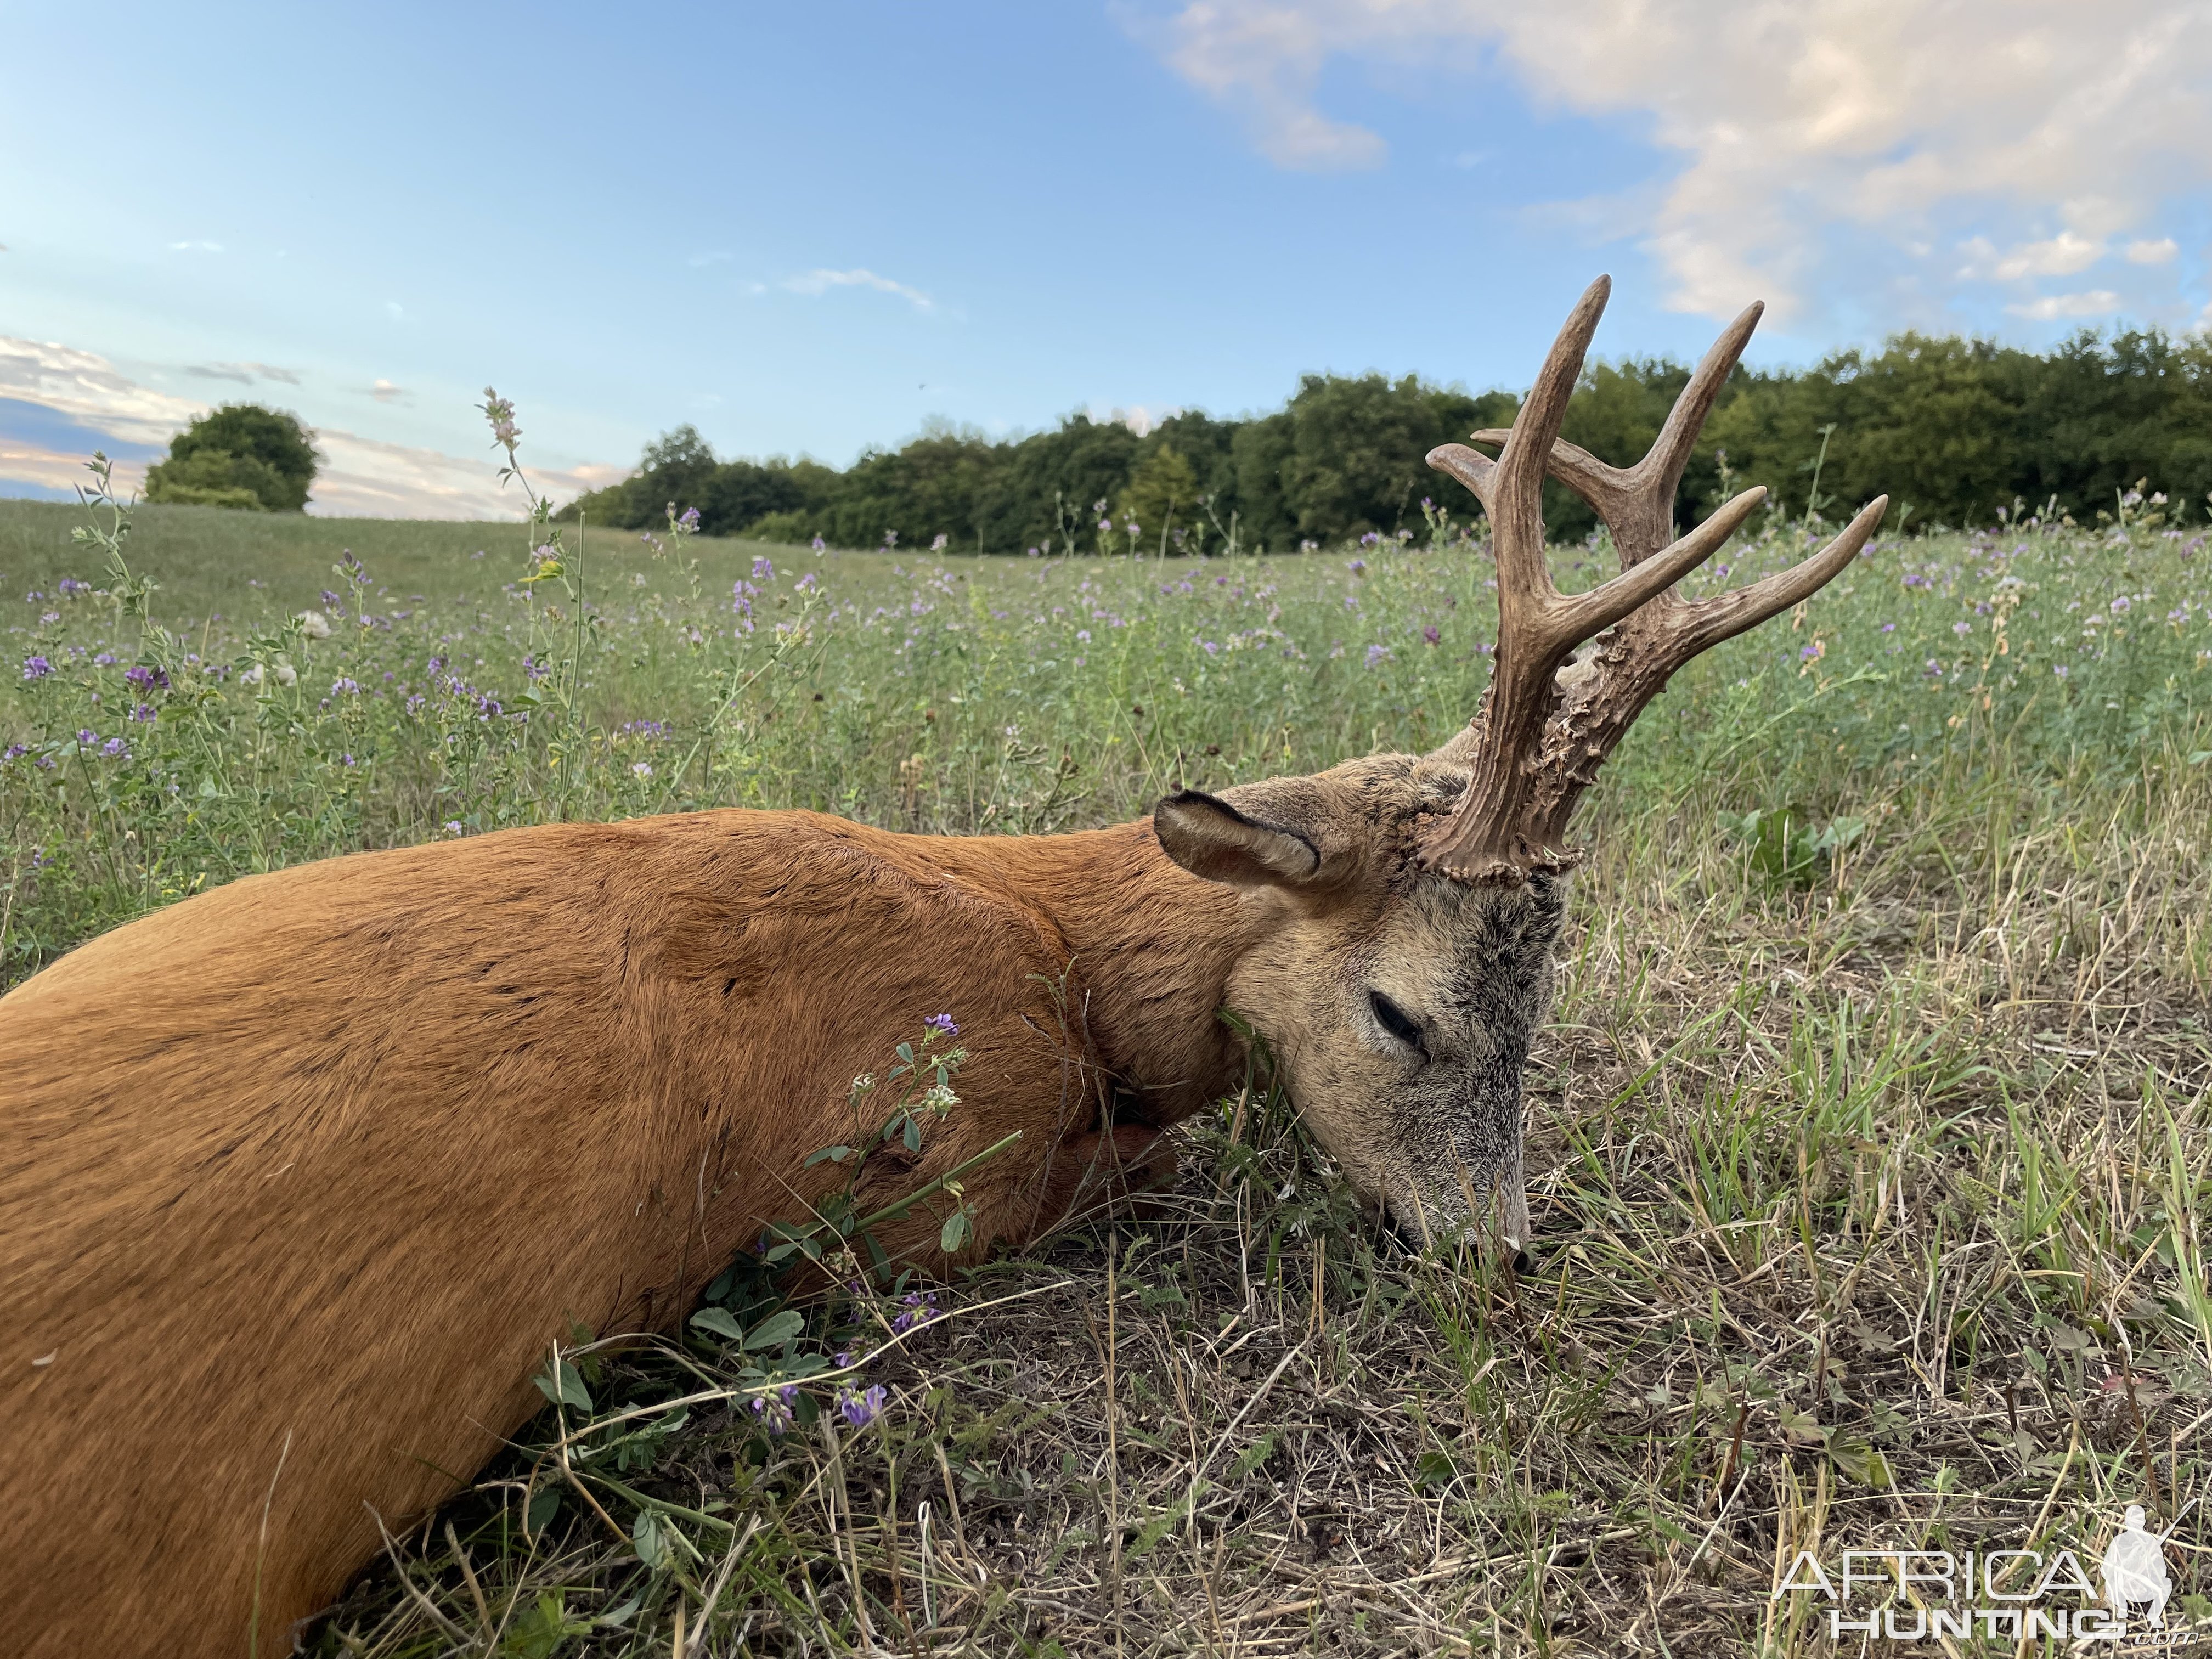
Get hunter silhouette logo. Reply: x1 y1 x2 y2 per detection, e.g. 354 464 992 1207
1773 1504 2193 1641
2101 1505 2172 1628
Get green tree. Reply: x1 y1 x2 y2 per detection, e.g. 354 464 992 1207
1115 443 1200 549
144 404 318 511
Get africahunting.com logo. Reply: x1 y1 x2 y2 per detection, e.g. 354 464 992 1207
1774 1507 2184 1642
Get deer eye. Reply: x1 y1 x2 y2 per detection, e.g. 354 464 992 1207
1368 990 1428 1059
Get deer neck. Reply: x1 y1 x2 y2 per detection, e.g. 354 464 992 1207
979 819 1270 1124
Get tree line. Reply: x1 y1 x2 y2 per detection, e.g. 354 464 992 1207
560 326 2212 550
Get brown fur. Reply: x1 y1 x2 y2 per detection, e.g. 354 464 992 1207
0 808 1265 1657
1 748 1553 1655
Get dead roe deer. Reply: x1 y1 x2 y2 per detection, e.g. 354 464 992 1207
0 276 1883 1656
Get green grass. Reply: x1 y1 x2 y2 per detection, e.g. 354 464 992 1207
4 486 2211 1654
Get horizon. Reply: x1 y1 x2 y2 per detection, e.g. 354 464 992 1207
4 1 2208 517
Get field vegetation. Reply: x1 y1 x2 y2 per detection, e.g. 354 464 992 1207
3 459 2210 1654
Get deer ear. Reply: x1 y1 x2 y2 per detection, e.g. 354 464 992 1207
1153 789 1323 889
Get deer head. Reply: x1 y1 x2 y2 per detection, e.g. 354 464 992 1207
1154 275 1887 1256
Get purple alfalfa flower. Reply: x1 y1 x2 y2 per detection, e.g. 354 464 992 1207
75 729 96 747
1880 621 1897 634
1421 625 1441 646
677 506 701 532
929 534 949 554
129 702 155 723
1364 643 1390 668
320 589 343 611
480 387 521 451
891 1290 940 1334
925 1013 958 1036
811 535 826 553
750 1384 798 1437
21 654 52 680
752 555 776 582
92 652 115 667
2 743 26 763
838 1384 888 1430
39 611 59 625
332 676 361 695
443 820 465 836
794 571 817 592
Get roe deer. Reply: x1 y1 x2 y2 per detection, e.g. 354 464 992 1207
0 275 1883 1656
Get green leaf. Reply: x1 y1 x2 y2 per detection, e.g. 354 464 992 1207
532 1358 593 1413
689 1306 744 1341
1233 1433 1278 1479
803 1144 855 1168
1413 1448 1458 1489
940 1210 972 1254
631 1509 669 1568
1124 1490 1198 1564
744 1308 805 1351
1826 1432 1894 1491
525 1485 562 1534
595 1591 643 1629
902 1117 923 1153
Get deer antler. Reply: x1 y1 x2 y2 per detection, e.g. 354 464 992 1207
1421 276 1888 882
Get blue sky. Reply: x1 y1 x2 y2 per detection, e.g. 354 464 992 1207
4 1 2208 515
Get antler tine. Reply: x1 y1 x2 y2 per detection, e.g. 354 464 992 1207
1466 299 1765 566
1419 276 1615 881
1421 280 1889 883
1517 494 1887 849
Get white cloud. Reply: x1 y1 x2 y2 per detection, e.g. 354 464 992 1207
2005 289 2122 320
2128 237 2180 264
0 336 620 518
385 301 408 323
1085 403 1184 437
306 430 624 518
185 360 300 386
166 240 223 253
1143 1 2212 321
781 268 934 311
368 379 407 403
1991 232 2106 279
